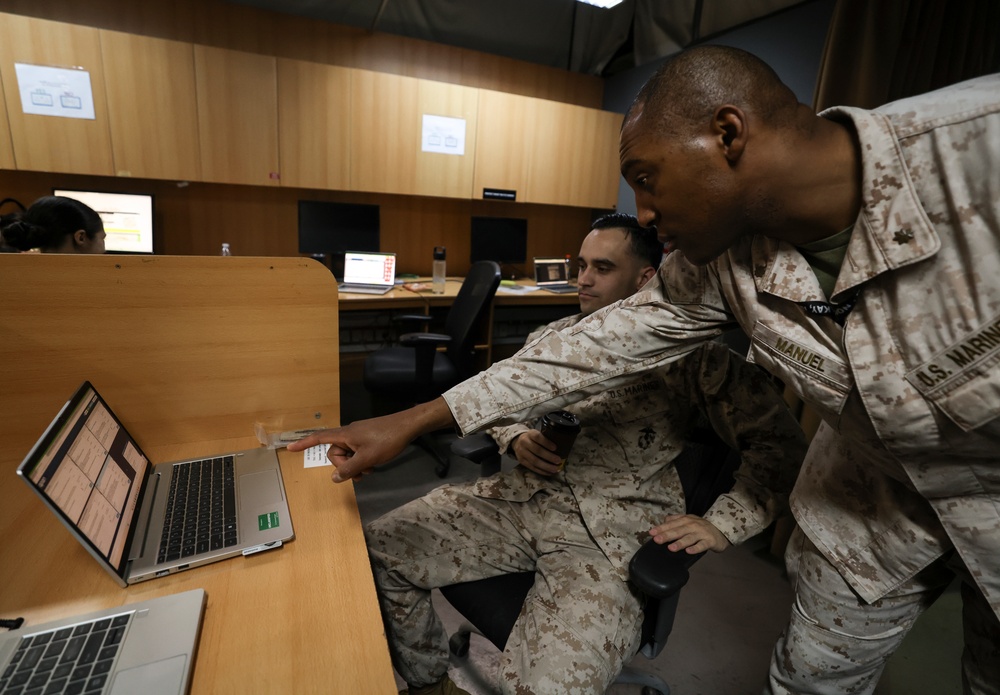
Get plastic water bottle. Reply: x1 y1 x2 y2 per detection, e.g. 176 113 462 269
221 242 232 256
432 246 446 294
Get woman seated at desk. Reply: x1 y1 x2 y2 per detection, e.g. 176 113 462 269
0 195 106 254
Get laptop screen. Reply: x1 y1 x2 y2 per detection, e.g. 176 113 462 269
17 382 149 577
342 251 396 286
533 257 570 286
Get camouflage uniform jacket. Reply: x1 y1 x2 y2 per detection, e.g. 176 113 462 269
475 314 806 581
443 74 1000 615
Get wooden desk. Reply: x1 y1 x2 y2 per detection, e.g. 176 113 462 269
0 255 396 694
338 276 579 311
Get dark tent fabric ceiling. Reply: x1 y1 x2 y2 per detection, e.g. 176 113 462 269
228 0 810 76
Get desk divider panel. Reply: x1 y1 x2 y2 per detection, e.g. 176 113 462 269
0 254 340 468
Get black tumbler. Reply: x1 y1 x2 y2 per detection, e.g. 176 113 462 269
539 410 581 471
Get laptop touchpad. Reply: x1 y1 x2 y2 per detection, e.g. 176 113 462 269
110 654 186 695
240 469 282 509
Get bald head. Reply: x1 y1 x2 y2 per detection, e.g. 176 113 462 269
625 45 800 139
619 45 862 262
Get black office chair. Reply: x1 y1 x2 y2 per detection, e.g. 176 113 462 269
441 429 739 695
363 260 502 476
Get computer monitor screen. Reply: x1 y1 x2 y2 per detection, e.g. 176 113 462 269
470 216 527 264
53 189 155 254
298 201 380 255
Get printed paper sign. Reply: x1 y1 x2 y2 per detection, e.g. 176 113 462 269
421 114 466 156
15 63 96 120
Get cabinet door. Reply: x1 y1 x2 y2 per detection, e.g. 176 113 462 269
525 100 622 208
0 13 113 175
0 69 13 171
277 58 351 191
101 30 201 181
351 70 478 199
472 89 533 200
194 45 279 186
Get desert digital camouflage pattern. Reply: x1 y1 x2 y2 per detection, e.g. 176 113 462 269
444 74 1000 691
368 321 805 693
485 319 805 577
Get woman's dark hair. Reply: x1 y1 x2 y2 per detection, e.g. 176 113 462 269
0 196 103 252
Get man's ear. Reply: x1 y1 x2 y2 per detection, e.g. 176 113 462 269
713 105 747 164
636 265 656 291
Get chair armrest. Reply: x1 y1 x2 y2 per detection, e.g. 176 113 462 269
451 433 500 464
395 313 432 324
399 332 451 348
628 540 701 599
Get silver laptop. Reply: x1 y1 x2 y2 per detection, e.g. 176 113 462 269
0 588 205 695
338 251 396 295
533 257 577 293
17 381 294 587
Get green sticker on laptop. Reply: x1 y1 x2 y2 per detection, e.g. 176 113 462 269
258 511 280 531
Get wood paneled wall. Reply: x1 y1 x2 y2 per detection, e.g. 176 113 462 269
0 170 599 276
0 1 610 275
0 0 603 108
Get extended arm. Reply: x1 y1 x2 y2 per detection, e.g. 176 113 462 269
292 259 734 482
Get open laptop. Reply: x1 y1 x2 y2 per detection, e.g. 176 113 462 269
0 589 205 695
338 251 396 295
533 257 577 294
16 381 294 587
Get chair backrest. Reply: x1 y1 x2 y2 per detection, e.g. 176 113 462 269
442 260 501 376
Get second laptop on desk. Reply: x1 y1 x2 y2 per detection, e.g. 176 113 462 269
338 251 397 295
533 257 577 293
16 381 294 588
0 589 205 695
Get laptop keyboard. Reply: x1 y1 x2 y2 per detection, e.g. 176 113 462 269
157 456 238 564
338 283 392 294
0 613 132 695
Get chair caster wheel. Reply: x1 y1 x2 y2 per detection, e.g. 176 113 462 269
449 631 471 658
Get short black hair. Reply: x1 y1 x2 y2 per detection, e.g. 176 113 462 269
591 212 662 268
625 45 798 140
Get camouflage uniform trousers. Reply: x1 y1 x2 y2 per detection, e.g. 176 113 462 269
766 527 1000 695
366 483 645 694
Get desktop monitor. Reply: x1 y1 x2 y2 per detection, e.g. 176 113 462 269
53 189 155 254
298 200 380 255
470 216 528 265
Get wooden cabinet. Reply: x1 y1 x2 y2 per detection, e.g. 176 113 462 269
0 13 114 175
277 58 351 191
194 45 279 186
351 70 478 199
472 89 533 199
525 99 622 208
0 13 621 209
474 89 622 208
0 70 13 171
100 30 201 181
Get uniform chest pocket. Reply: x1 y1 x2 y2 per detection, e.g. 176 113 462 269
905 325 1000 432
603 377 676 427
749 322 853 419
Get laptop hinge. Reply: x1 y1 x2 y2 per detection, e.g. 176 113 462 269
129 470 161 561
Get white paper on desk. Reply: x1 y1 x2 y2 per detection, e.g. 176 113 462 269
304 443 332 468
496 285 540 294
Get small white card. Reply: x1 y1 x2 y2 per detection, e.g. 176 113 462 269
303 443 331 468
